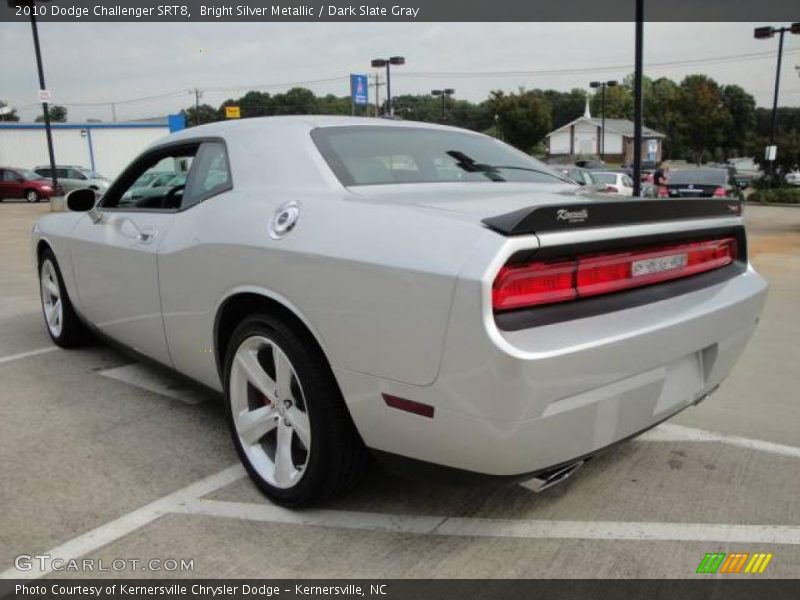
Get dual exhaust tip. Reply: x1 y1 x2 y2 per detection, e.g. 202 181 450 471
520 459 586 493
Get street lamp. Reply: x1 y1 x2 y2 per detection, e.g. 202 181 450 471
589 80 618 159
370 56 405 117
754 23 800 184
8 0 59 194
431 88 455 120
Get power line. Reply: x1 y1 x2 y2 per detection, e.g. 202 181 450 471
396 49 800 79
11 49 800 111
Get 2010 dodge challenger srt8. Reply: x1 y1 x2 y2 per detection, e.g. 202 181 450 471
31 116 767 505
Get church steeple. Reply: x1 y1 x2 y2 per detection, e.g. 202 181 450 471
584 97 591 119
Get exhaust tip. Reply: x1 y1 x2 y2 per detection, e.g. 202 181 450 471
519 460 586 493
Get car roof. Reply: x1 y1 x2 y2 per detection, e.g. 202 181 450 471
154 115 485 148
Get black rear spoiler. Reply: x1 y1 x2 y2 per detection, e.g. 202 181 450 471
482 198 743 236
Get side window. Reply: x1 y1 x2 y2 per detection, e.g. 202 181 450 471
56 169 70 179
102 144 199 210
68 169 87 180
37 168 51 178
1 170 14 181
182 141 232 207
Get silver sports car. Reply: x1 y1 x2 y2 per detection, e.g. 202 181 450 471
32 116 767 506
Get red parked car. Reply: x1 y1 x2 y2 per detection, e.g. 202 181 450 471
0 167 60 202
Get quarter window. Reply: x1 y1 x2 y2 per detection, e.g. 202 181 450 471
182 142 232 207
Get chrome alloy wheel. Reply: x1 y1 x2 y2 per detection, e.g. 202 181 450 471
230 335 311 489
40 259 63 338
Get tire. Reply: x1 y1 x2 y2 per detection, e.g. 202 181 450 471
26 189 40 203
224 313 367 506
39 248 92 347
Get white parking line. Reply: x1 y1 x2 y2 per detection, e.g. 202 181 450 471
178 499 800 546
0 465 245 580
0 346 57 365
638 423 800 459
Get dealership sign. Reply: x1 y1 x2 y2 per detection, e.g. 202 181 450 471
225 105 241 119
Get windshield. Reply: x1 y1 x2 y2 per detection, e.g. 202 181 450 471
20 169 41 180
669 169 727 185
312 126 569 186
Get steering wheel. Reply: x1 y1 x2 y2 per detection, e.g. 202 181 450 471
163 184 185 209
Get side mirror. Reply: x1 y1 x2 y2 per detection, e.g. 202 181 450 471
66 188 97 212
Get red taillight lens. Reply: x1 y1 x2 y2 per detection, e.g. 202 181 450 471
713 186 727 197
493 237 737 312
657 187 669 198
492 260 576 311
605 185 619 194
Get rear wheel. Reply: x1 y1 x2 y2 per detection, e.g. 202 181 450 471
224 313 367 506
26 189 40 203
39 249 92 347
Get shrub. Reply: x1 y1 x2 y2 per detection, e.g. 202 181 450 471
749 188 800 204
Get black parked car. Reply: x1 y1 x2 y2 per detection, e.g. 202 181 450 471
663 168 744 201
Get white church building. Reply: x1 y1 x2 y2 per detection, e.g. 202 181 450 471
545 102 665 164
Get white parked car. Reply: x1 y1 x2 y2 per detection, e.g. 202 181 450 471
591 171 635 196
31 117 767 505
786 170 800 186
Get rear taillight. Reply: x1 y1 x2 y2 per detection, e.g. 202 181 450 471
492 260 576 311
492 237 737 312
657 187 669 198
713 186 727 197
605 185 619 194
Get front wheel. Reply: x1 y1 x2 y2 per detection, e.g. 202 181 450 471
224 314 367 506
26 189 40 203
39 249 92 347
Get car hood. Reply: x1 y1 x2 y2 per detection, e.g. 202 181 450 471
345 182 594 221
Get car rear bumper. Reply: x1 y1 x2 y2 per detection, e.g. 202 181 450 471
336 264 767 476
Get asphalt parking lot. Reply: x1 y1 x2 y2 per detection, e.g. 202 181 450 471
1 200 799 580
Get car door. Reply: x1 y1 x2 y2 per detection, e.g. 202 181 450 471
69 142 201 365
0 169 12 199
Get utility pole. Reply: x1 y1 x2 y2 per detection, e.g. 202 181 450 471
370 74 384 117
111 102 116 123
632 0 644 197
193 88 202 125
25 3 59 195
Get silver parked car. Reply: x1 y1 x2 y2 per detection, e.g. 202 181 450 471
34 165 110 194
31 117 767 506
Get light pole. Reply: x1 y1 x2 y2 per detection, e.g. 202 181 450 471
632 0 644 197
370 56 405 117
589 80 618 159
754 23 800 185
431 88 455 121
10 0 58 195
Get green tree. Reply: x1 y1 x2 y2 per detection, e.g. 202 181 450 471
677 75 731 163
643 77 684 159
544 88 587 129
589 84 633 119
35 105 67 123
0 100 20 122
489 89 552 153
721 85 756 159
182 103 219 127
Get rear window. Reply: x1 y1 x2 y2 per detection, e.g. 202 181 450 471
312 126 568 186
669 169 727 185
592 173 618 184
